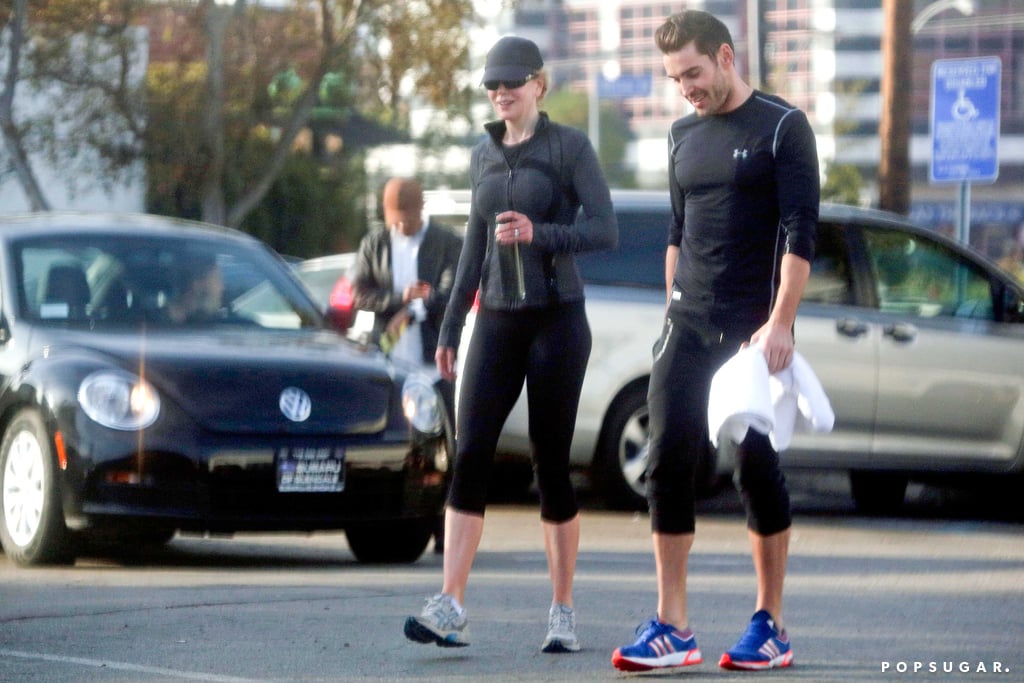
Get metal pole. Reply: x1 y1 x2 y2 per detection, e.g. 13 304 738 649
588 64 600 155
957 181 971 245
747 0 761 89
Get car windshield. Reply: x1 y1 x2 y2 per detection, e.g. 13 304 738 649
14 232 324 330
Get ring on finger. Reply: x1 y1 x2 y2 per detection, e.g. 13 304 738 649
514 228 519 238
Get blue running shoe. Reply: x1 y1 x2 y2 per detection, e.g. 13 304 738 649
611 618 703 671
719 610 793 670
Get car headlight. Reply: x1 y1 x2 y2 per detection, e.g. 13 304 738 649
78 370 161 431
401 373 443 435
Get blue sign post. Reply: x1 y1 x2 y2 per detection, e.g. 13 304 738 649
929 57 1001 244
930 57 1000 183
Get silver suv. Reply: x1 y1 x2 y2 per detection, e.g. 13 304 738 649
450 190 1024 513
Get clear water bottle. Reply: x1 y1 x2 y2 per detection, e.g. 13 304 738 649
496 212 526 300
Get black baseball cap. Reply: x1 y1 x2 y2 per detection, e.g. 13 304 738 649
482 36 543 83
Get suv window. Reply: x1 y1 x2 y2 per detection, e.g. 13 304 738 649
576 210 666 289
863 226 994 320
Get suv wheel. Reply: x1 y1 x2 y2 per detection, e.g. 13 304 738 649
595 382 725 511
596 384 649 511
849 470 908 515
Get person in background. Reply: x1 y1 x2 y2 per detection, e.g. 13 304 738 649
351 177 463 552
166 255 225 324
353 177 463 376
403 35 617 654
611 9 818 673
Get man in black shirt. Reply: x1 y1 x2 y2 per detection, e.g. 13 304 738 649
612 9 818 673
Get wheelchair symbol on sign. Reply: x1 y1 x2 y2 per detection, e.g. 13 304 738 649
952 89 979 121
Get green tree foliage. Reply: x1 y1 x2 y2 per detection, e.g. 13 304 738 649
145 0 474 253
146 60 205 219
358 1 476 130
541 89 634 188
4 0 475 257
243 148 366 257
147 61 363 257
822 162 863 205
820 80 869 207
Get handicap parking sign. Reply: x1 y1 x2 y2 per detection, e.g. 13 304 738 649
929 57 1001 184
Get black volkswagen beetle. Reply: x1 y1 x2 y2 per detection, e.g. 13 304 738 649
0 212 452 566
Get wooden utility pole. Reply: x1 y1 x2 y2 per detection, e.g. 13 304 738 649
878 0 913 214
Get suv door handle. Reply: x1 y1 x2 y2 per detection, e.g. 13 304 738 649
883 322 918 343
836 317 869 338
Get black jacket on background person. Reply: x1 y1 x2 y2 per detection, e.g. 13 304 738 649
439 112 618 351
352 218 463 365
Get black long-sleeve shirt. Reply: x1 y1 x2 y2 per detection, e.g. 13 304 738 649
668 90 819 334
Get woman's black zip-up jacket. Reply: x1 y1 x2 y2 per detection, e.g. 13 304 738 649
438 112 618 350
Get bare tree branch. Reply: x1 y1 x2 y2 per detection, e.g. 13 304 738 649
199 0 235 225
225 0 364 228
0 0 52 210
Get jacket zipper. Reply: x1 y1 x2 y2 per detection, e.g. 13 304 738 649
504 164 525 305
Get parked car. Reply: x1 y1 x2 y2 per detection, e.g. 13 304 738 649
456 190 1024 512
0 212 452 566
293 252 376 341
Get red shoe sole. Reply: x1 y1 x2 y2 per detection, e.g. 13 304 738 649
612 648 703 671
719 650 793 670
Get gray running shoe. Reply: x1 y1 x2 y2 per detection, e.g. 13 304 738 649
404 593 470 647
541 602 580 653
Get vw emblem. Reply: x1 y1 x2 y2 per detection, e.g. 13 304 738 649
279 387 312 422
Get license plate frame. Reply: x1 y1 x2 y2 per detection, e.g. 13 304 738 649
276 446 345 493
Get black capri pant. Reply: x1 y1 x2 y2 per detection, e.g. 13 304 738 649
646 314 791 536
448 301 591 523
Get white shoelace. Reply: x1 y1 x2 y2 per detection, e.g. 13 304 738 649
423 594 464 629
548 603 576 637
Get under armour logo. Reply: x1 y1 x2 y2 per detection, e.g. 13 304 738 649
733 148 749 159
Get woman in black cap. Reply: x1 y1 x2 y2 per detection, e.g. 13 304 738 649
403 35 617 654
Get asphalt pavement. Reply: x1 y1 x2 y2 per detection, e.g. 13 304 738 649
0 471 1021 682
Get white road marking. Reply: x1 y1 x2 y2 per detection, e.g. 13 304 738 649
0 648 264 682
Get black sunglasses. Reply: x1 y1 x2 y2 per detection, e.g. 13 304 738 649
483 74 536 91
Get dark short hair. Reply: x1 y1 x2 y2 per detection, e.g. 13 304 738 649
654 10 734 60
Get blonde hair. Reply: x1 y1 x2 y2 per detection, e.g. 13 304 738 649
534 69 549 100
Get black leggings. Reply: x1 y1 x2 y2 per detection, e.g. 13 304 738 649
646 315 791 536
448 302 591 522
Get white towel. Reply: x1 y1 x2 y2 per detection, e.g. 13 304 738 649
768 352 835 450
708 346 834 451
707 346 774 448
